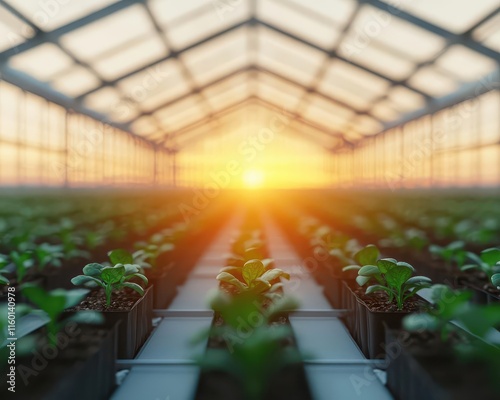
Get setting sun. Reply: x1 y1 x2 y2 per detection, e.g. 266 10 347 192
242 169 265 188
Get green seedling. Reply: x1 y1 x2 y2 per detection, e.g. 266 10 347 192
196 291 301 400
71 249 148 306
10 251 34 283
461 248 500 279
404 284 500 344
343 245 431 310
217 259 289 296
133 242 174 269
22 284 103 346
429 241 469 268
33 243 64 271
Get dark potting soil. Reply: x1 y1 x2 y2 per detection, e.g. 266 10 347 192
66 287 142 311
352 285 427 313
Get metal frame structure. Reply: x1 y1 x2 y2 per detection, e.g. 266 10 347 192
0 0 499 153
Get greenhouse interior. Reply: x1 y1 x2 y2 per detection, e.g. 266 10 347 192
0 0 500 399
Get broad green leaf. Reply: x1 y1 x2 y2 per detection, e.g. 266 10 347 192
448 241 465 251
403 313 438 332
480 248 500 266
22 284 66 320
83 263 104 277
242 259 265 286
358 265 380 277
377 259 397 273
386 265 413 290
123 264 140 274
356 275 371 286
250 278 272 293
406 276 432 285
122 282 145 296
491 273 500 288
216 272 247 291
458 304 500 337
61 288 89 308
259 269 290 283
355 245 380 266
365 285 392 296
71 275 103 287
342 265 361 272
396 261 415 271
108 249 134 265
124 273 148 285
261 258 274 269
101 265 125 284
0 276 9 285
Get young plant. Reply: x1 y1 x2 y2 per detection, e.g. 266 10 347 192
132 242 174 269
461 248 500 279
429 241 469 268
403 284 472 341
33 243 64 271
343 245 431 310
21 284 103 346
404 284 500 342
10 250 34 283
196 291 302 400
71 249 148 306
217 259 289 296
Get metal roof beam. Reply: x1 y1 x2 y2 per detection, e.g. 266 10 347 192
360 0 500 60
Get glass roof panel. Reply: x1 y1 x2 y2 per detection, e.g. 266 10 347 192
205 81 250 111
338 37 416 80
286 0 357 28
386 86 426 112
203 73 249 98
148 0 207 25
117 60 191 113
344 5 446 62
0 6 35 52
473 13 500 52
303 95 355 130
154 97 204 131
8 43 73 81
435 44 498 82
371 101 401 122
50 66 100 97
83 87 122 113
256 73 306 109
257 27 326 86
166 1 250 49
92 36 166 80
257 0 342 49
131 116 158 137
3 0 119 32
350 115 383 135
382 0 500 34
60 5 156 61
408 66 460 97
182 27 249 86
319 60 391 109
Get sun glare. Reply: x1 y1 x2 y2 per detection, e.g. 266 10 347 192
242 169 264 188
